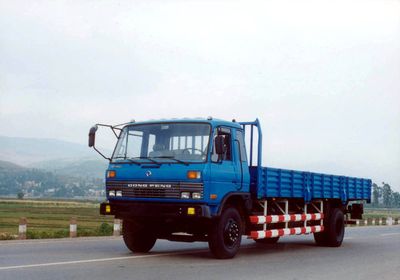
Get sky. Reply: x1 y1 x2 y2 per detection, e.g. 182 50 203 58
0 0 399 189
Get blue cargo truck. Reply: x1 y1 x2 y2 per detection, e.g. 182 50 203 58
89 118 371 259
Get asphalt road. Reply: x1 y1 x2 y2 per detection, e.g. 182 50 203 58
1 226 399 280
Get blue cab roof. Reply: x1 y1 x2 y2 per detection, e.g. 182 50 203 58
123 118 243 129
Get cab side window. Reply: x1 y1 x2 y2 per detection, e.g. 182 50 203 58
236 130 247 162
211 127 232 162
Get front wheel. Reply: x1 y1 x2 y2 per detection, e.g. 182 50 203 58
208 207 242 259
123 220 157 253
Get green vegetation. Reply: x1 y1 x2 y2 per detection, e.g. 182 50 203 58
363 208 400 219
371 182 400 208
0 199 113 240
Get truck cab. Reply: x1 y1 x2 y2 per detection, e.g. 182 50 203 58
102 118 251 214
92 118 252 257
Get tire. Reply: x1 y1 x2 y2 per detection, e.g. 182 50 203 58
254 237 280 244
313 230 328 246
208 207 242 259
123 220 157 253
314 208 344 247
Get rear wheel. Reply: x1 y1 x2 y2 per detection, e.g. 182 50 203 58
123 220 157 253
208 207 242 259
314 208 344 247
313 230 328 246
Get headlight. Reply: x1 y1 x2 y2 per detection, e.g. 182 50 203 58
181 192 190 199
116 190 122 197
109 190 116 197
192 192 202 199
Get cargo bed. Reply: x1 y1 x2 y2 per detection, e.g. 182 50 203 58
250 166 371 203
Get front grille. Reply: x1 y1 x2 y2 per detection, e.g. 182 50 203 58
123 188 180 198
106 181 203 199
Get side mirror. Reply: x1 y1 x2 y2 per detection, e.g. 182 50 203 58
215 135 225 155
88 125 98 147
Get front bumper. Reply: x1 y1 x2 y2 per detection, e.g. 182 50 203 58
100 201 212 219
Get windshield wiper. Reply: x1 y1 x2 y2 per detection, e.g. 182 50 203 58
112 157 141 165
151 156 189 166
131 157 161 165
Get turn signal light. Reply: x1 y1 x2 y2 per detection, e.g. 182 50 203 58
107 170 116 178
105 205 111 213
187 171 201 179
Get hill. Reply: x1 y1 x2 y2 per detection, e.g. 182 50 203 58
32 158 108 179
0 160 25 170
0 135 95 165
0 160 103 198
0 135 110 180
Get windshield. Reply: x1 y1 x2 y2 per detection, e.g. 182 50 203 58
112 123 211 163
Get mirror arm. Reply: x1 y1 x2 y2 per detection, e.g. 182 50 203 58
110 127 119 138
89 123 112 161
96 123 120 139
93 146 111 161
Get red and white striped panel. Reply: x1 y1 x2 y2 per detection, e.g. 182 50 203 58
250 213 324 225
250 225 324 239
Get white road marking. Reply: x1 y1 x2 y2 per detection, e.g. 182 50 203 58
0 249 208 271
380 233 400 237
0 237 121 246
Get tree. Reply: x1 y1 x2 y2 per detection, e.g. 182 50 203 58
372 183 381 206
392 192 400 208
17 191 24 200
382 182 392 207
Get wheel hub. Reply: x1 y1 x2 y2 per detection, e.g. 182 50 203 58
224 218 240 247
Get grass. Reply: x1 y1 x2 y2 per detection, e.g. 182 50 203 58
363 208 400 219
0 199 114 240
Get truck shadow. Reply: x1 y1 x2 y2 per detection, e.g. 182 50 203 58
150 239 333 260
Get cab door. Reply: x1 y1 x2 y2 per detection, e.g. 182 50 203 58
210 127 241 196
